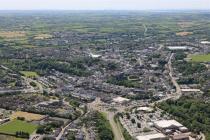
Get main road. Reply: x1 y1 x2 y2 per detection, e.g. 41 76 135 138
168 53 182 98
88 98 125 140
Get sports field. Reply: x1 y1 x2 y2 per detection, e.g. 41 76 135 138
0 120 38 135
191 54 210 62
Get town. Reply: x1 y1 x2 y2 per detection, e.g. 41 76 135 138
0 10 210 140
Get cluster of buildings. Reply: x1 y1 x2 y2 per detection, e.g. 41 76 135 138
119 105 202 140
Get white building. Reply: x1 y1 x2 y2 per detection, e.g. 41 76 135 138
136 133 168 140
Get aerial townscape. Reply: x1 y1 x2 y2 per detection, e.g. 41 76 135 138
0 9 210 140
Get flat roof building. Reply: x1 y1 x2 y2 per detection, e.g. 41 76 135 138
136 133 168 140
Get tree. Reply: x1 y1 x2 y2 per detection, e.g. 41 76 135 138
131 118 136 124
137 123 141 128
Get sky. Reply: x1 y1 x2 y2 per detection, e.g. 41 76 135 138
0 0 209 10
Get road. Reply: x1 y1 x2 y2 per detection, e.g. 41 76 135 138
56 120 72 140
88 98 125 140
168 53 182 98
82 125 90 140
157 44 164 51
25 77 44 94
108 112 125 140
56 98 86 140
143 24 147 36
138 57 143 66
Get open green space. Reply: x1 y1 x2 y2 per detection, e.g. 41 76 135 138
191 54 210 62
0 120 38 135
19 71 39 78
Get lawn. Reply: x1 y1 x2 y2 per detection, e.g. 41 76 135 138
19 71 39 78
0 120 38 135
191 54 210 62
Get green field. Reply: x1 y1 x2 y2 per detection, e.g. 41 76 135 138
191 54 210 62
0 120 38 135
19 71 39 78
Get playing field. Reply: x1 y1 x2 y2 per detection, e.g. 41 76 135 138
191 54 210 62
0 120 38 135
19 71 39 78
11 111 45 121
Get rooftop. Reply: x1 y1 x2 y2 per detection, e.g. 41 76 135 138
136 133 167 140
154 120 183 129
113 96 130 103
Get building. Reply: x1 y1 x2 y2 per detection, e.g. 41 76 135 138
136 133 169 140
172 134 189 140
167 46 188 50
136 106 153 113
113 96 130 104
154 120 188 134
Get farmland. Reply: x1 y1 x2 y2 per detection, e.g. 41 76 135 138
0 31 26 38
0 120 38 135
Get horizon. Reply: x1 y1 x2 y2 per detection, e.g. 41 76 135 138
0 0 209 11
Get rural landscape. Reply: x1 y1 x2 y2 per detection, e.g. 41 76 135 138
0 9 210 140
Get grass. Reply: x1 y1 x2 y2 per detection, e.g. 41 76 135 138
0 120 38 135
19 71 39 78
191 54 210 62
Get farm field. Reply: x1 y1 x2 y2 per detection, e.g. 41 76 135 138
0 31 26 38
10 111 45 121
19 71 39 78
191 54 210 62
0 120 38 135
176 31 193 36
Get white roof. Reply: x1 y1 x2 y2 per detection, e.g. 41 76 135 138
181 89 201 92
137 107 153 112
179 126 188 130
154 120 183 128
168 46 188 50
89 53 101 58
136 133 166 140
201 41 210 44
113 97 130 103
